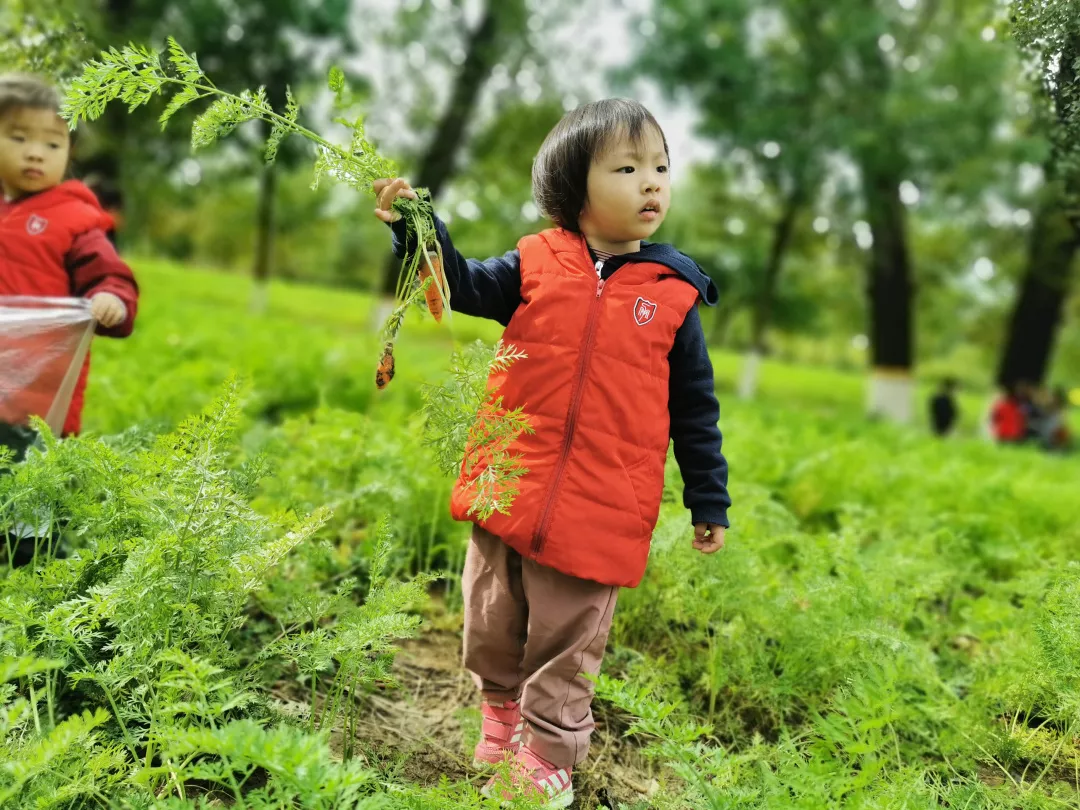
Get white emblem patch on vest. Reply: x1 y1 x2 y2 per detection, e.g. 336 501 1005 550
633 297 658 326
26 214 48 236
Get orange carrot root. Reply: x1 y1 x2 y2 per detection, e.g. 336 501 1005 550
419 248 445 322
375 343 396 389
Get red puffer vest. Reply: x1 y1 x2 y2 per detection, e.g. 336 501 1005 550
450 229 701 588
0 181 116 435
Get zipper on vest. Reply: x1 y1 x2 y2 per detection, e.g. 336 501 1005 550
530 272 607 556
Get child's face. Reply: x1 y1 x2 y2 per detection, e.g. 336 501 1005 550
0 106 70 198
579 125 670 251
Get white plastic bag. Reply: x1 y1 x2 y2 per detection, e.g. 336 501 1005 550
0 297 95 436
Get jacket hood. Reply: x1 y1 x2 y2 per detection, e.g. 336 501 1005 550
14 180 103 212
541 228 720 307
41 180 103 210
638 241 719 306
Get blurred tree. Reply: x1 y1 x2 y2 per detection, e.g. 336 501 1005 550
11 1 362 306
997 2 1080 387
821 15 1038 383
0 0 96 76
376 0 530 296
811 0 1006 421
130 0 360 309
444 99 564 259
1 1 137 247
629 0 1008 419
628 0 840 398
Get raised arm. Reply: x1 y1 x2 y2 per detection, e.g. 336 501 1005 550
375 177 523 326
389 215 521 326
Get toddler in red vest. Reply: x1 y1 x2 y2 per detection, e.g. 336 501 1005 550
375 99 730 807
0 73 139 438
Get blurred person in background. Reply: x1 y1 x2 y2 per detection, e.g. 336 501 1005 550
990 382 1026 444
1039 387 1072 452
929 377 959 437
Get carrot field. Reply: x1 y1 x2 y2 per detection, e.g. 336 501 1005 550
2 260 1080 809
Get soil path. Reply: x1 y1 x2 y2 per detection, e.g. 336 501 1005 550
343 628 660 808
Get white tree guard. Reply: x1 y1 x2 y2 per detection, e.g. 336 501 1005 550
738 350 762 400
0 297 95 436
866 370 914 425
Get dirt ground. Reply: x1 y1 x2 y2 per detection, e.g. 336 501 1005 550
291 627 663 809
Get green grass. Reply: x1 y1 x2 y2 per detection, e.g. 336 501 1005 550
88 256 1008 436
4 256 1079 809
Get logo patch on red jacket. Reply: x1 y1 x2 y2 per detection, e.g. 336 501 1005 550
633 297 658 326
26 215 48 236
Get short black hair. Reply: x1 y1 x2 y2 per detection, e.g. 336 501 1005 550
0 73 63 122
532 98 669 232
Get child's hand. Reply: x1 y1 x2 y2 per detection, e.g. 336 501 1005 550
693 523 726 554
373 178 418 223
90 293 126 327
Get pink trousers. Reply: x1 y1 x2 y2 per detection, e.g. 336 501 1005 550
461 525 619 769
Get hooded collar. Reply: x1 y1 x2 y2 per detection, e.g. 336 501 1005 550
542 228 720 306
7 179 101 210
635 241 719 306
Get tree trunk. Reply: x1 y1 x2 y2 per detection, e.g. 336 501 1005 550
996 188 1080 386
860 150 915 422
995 34 1080 386
749 185 804 353
855 30 915 424
251 159 278 313
737 350 763 401
378 1 518 296
863 159 913 371
740 184 805 400
74 0 145 247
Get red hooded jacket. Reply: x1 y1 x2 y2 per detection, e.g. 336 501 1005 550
449 229 703 588
991 395 1026 442
0 180 138 435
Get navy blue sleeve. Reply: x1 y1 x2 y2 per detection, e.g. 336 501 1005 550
668 304 731 527
390 215 522 326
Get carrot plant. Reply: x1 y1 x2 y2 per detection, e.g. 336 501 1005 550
7 259 1080 805
0 384 440 806
80 261 533 529
421 339 533 521
61 42 534 523
252 406 460 580
61 37 452 389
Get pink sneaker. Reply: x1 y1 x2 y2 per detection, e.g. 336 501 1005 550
472 699 524 768
480 744 574 808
